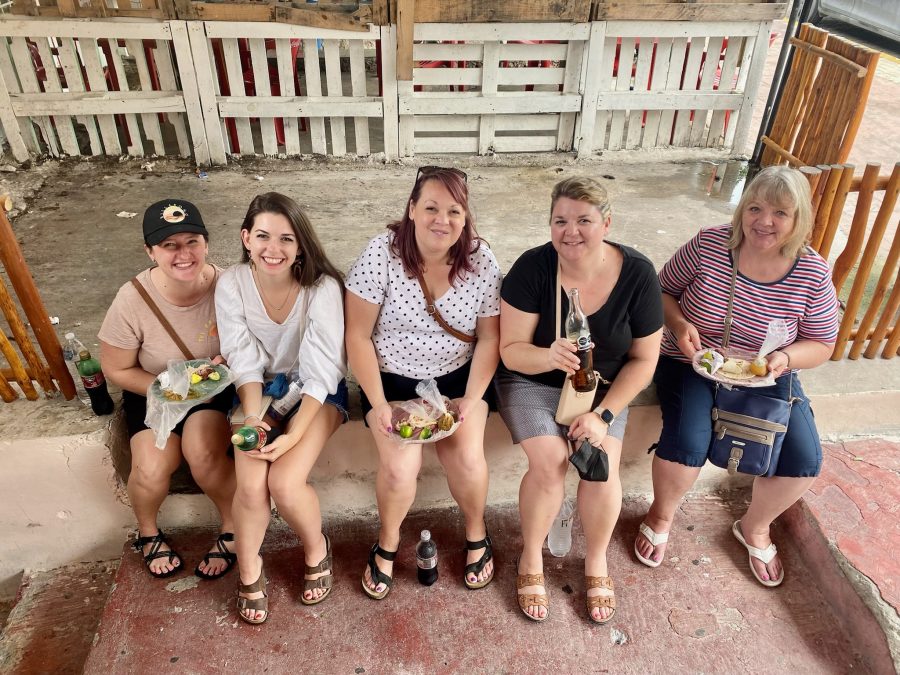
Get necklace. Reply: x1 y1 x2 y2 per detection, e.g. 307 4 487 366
253 268 296 311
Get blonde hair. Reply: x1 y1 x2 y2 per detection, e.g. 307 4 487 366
730 166 813 259
550 176 612 221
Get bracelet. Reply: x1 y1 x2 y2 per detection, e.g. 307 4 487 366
781 351 791 369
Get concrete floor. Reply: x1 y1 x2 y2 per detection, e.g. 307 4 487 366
0 12 899 640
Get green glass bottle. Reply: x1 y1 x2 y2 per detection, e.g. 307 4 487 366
231 425 267 452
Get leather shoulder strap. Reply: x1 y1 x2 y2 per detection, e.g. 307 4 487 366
130 277 195 360
414 270 476 344
723 251 739 349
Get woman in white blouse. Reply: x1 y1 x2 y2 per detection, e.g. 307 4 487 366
345 166 502 600
215 192 348 624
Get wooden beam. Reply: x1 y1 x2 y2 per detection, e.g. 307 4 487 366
594 2 786 21
409 0 591 23
789 37 867 78
372 0 389 25
193 3 273 21
396 0 414 81
275 5 371 30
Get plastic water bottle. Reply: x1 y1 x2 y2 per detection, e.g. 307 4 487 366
416 530 438 586
75 348 115 415
268 380 303 422
548 498 575 557
62 332 90 406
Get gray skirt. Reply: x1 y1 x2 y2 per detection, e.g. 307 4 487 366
494 368 628 445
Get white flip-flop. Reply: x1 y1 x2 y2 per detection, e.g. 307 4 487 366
634 522 669 568
732 520 784 588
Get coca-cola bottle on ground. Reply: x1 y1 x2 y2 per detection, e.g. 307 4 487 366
416 530 438 586
75 348 115 415
565 288 597 392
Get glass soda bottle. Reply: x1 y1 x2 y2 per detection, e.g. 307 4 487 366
75 348 114 415
62 332 90 406
231 425 267 452
416 530 438 586
565 288 596 392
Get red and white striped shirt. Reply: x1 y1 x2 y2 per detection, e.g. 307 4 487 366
659 225 839 363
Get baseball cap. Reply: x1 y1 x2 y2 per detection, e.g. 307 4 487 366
142 199 209 246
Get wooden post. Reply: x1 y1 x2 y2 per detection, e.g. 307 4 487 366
396 0 414 81
811 164 845 256
0 204 76 399
0 274 57 395
832 163 896 360
0 330 37 399
855 217 900 359
832 163 880 294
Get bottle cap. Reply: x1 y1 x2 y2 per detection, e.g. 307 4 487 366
65 332 75 340
230 433 244 445
420 530 431 541
78 349 91 360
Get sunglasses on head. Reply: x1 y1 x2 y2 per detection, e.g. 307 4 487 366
415 165 468 184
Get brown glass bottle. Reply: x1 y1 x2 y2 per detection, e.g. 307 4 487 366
566 288 597 392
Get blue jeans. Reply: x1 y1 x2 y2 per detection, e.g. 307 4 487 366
653 356 822 477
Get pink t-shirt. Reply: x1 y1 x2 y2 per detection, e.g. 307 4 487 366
98 267 221 376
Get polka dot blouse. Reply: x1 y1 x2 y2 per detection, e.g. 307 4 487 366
345 231 502 380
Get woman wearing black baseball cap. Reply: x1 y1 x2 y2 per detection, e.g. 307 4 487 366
99 199 238 581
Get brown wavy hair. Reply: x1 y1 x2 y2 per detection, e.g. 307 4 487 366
388 168 481 285
240 192 343 288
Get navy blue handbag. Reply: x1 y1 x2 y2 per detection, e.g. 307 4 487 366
707 252 794 477
709 380 793 476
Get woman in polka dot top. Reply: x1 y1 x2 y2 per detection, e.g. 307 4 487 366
345 166 502 599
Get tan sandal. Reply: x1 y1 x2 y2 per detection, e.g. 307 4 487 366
516 561 550 622
586 575 616 625
236 561 268 625
301 533 333 606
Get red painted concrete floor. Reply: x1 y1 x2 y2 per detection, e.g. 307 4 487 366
82 492 871 674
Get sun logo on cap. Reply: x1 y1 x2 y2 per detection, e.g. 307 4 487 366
161 204 188 223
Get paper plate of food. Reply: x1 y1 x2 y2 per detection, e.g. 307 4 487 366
390 396 461 444
150 359 232 403
692 348 776 387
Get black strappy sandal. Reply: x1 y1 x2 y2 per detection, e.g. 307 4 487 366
133 531 182 579
361 543 397 600
464 533 495 590
195 532 237 580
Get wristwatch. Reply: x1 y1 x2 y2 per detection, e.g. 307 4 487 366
595 408 615 425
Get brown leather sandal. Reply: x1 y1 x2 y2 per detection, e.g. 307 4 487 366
236 561 268 625
516 562 550 622
300 533 333 606
586 575 616 625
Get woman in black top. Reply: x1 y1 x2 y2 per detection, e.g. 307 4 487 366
497 176 663 624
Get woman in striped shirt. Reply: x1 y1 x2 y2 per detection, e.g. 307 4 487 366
634 166 839 587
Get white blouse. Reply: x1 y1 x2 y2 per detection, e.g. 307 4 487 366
345 231 502 380
215 264 347 404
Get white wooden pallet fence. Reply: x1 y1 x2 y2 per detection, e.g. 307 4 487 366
0 18 207 162
576 20 771 157
198 21 392 163
399 22 591 156
0 16 773 164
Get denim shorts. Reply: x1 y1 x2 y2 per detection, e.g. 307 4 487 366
653 356 822 478
241 379 350 426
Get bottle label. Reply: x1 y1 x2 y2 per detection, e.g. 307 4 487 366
269 382 303 421
575 334 591 351
82 373 105 389
416 555 437 570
